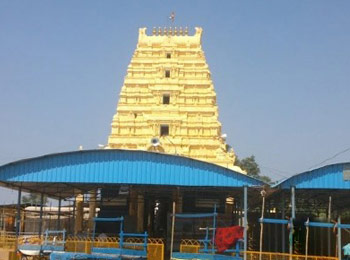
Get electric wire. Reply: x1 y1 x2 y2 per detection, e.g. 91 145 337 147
259 165 291 179
307 146 350 170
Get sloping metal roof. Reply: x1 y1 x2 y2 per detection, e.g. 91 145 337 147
274 162 350 189
0 149 263 197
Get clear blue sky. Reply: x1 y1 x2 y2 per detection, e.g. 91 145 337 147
1 1 349 203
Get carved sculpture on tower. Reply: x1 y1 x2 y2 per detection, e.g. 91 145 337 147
108 27 244 173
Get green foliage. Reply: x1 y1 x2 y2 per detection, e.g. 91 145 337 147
235 155 272 184
22 193 47 205
235 155 260 178
258 175 272 184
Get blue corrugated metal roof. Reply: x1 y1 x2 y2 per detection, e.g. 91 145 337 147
0 149 263 188
274 162 350 189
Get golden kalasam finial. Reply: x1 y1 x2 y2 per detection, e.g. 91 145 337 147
179 27 183 35
158 27 162 36
184 27 188 35
174 27 178 35
152 27 157 35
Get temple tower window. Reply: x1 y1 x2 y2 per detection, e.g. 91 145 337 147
160 125 169 136
163 94 170 104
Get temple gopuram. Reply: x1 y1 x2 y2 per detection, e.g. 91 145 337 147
108 27 243 172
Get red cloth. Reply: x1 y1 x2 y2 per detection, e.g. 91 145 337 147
215 226 244 253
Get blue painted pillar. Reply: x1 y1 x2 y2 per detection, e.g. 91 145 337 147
243 185 248 260
16 187 22 237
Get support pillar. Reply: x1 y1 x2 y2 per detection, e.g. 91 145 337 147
129 188 137 217
170 201 176 260
146 197 153 235
57 197 61 230
337 216 341 260
281 192 285 253
268 202 271 252
71 199 76 234
243 186 248 260
88 190 97 233
259 190 266 260
2 207 5 232
313 224 317 255
74 194 84 235
176 195 183 213
327 196 332 256
172 189 183 213
290 186 296 258
39 193 44 236
137 194 144 232
16 188 22 238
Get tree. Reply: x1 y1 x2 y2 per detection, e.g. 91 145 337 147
258 175 272 184
22 193 48 205
235 155 272 184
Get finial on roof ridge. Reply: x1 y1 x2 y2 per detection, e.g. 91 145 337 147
139 27 203 39
147 27 194 36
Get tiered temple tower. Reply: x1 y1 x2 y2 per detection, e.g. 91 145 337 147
108 27 243 172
